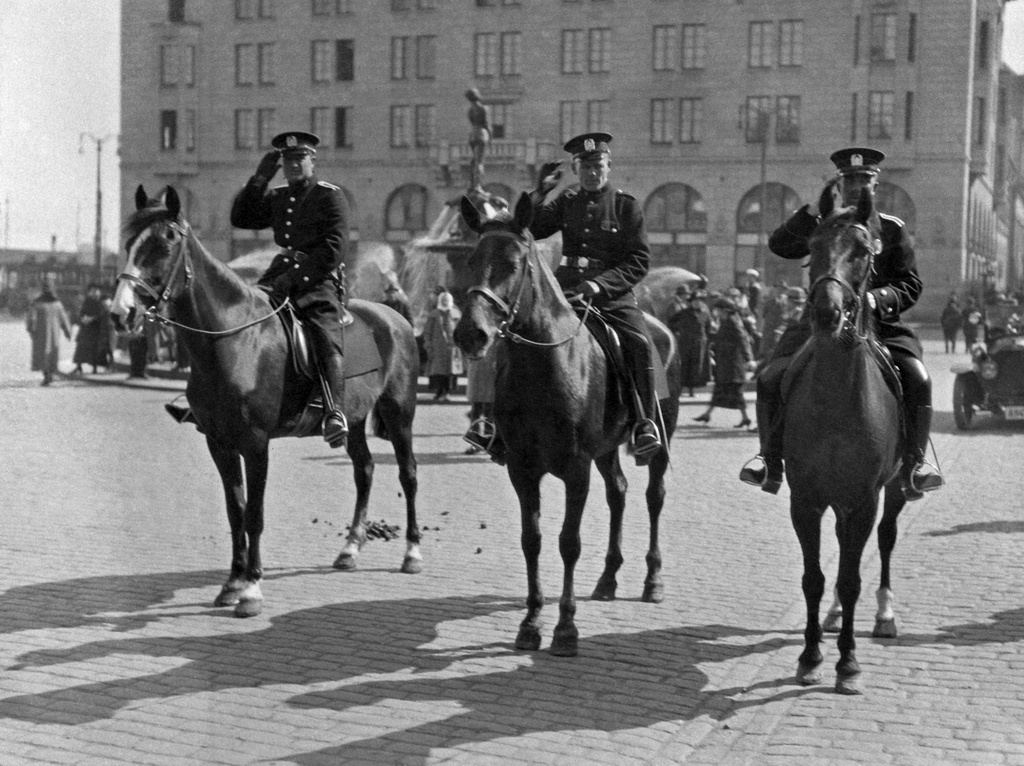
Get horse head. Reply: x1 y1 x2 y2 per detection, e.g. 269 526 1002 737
111 185 190 331
806 185 881 339
453 192 535 358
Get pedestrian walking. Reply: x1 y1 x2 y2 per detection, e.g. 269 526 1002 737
26 274 72 386
423 286 457 402
667 289 711 396
72 283 109 374
693 297 753 427
940 292 963 353
962 296 983 351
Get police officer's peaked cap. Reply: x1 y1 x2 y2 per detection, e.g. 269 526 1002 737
829 147 885 176
271 131 320 156
564 132 613 161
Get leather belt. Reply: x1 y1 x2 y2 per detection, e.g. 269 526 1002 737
559 256 605 270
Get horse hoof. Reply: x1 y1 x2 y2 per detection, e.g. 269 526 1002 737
872 618 898 638
796 663 823 686
835 673 863 695
234 599 262 618
400 556 423 575
822 612 842 633
641 583 664 603
591 581 617 601
548 639 578 657
515 626 542 652
333 554 358 570
214 589 241 607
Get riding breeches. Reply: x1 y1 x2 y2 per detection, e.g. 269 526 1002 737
295 283 346 358
598 301 658 421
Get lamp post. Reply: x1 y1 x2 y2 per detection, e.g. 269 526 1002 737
755 108 773 276
79 133 117 279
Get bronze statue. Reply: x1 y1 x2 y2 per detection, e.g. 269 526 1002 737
465 88 491 190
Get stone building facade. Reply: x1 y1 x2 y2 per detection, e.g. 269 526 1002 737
121 0 1024 319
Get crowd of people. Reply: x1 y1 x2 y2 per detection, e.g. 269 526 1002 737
940 288 1024 354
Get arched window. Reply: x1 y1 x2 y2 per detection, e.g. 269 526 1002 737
385 184 429 240
875 180 915 235
642 183 708 273
735 182 802 287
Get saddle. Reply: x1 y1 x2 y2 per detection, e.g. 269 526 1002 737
576 305 670 404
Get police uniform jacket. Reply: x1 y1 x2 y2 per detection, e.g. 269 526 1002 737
530 184 650 310
768 205 923 358
230 174 348 297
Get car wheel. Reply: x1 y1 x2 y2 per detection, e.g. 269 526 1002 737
953 374 975 430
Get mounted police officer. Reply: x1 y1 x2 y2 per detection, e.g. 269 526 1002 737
464 132 661 464
230 130 350 448
739 147 943 500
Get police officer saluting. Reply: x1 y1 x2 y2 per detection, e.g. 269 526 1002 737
739 147 943 499
230 130 350 448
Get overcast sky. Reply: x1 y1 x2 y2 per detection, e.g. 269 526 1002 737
0 2 1022 253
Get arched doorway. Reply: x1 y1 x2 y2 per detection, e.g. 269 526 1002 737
385 184 429 242
736 182 802 287
642 183 708 273
875 180 916 235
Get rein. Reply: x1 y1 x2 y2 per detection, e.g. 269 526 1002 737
807 222 875 340
118 220 290 337
467 231 593 348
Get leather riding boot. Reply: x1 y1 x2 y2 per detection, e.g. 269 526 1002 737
319 353 349 449
463 417 506 465
903 404 943 501
631 365 663 467
739 376 784 493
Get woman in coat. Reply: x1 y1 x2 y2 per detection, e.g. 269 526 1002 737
940 293 963 353
667 290 712 396
693 297 753 427
423 287 457 402
27 275 72 386
72 283 108 374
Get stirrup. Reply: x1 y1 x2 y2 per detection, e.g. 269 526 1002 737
323 410 348 448
463 417 497 453
739 455 783 495
908 459 944 496
631 418 662 462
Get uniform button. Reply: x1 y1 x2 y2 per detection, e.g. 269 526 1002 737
303 276 310 282
284 233 290 239
581 243 588 249
294 264 300 269
289 197 296 202
583 228 590 233
286 221 292 226
880 289 888 296
287 208 293 213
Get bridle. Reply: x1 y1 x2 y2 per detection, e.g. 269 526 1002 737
806 221 877 339
118 218 289 337
466 230 592 348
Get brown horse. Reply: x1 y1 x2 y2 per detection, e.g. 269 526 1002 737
784 186 907 694
452 193 682 657
111 186 421 617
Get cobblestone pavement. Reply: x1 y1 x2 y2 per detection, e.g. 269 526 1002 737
1 318 1023 765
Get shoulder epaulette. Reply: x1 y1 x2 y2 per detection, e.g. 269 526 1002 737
317 181 341 190
270 184 288 192
879 212 905 227
615 189 636 201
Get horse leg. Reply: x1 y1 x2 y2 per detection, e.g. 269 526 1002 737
390 417 422 574
334 420 371 571
233 446 269 618
591 452 626 601
550 464 590 657
207 440 248 608
833 501 878 694
791 496 826 686
642 447 669 603
508 461 544 651
823 586 843 633
873 482 906 638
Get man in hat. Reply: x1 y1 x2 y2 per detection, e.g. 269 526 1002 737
740 147 943 500
467 131 662 463
229 130 351 447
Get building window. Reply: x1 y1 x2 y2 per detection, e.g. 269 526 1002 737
589 28 611 73
908 13 916 63
235 109 255 149
335 106 349 147
258 0 274 18
679 98 702 144
169 0 186 22
975 96 987 146
775 96 800 144
559 100 583 144
391 37 409 80
183 45 195 86
978 19 990 70
561 29 585 74
870 13 896 62
312 40 331 82
418 0 436 8
745 96 772 143
650 99 674 144
236 0 254 19
386 185 428 233
905 92 914 140
681 24 705 70
236 44 255 85
587 100 608 132
853 14 861 66
336 39 354 80
748 22 773 68
643 183 707 273
312 0 334 15
390 105 412 147
490 102 509 139
184 109 196 151
414 104 435 147
653 26 678 71
501 32 521 75
258 42 275 85
416 35 436 79
160 45 178 86
475 33 498 76
867 91 895 140
160 110 177 151
257 108 275 148
850 92 858 142
778 20 803 67
311 106 331 138
392 0 410 9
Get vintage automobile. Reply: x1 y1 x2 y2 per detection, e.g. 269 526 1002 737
951 306 1024 429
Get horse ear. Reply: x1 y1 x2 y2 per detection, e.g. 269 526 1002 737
856 186 874 225
460 196 483 233
512 192 533 232
165 186 182 219
135 185 149 211
818 184 835 219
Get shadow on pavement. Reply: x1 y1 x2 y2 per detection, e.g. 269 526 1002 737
923 520 1024 537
